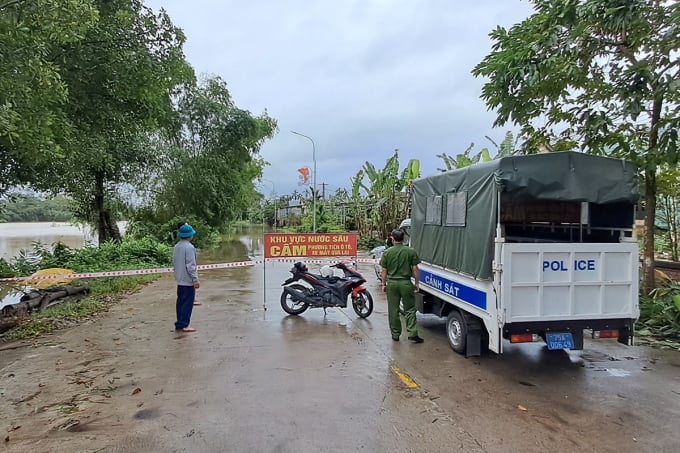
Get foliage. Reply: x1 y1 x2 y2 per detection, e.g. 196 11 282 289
34 0 195 242
656 165 680 260
438 142 492 172
639 279 680 340
0 194 74 222
294 207 346 234
125 211 219 248
437 132 520 172
473 0 680 293
350 150 419 241
358 237 385 251
142 76 277 230
0 273 158 341
0 237 171 341
0 248 40 278
0 237 172 278
0 0 98 195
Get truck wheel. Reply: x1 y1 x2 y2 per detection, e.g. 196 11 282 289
446 311 467 354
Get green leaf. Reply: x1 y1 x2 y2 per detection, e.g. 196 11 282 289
673 294 680 311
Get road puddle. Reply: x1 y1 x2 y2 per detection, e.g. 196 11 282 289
605 368 630 377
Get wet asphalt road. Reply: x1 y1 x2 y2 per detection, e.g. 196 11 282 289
1 259 679 453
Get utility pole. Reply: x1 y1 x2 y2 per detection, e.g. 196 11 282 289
320 182 329 200
291 131 317 233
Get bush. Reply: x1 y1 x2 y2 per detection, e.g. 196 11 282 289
0 238 174 341
0 238 173 278
639 280 680 340
125 210 219 248
358 237 385 251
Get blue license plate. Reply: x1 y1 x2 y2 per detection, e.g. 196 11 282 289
545 332 575 350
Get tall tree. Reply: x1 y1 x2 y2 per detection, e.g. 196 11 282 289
41 0 194 242
472 0 680 293
0 0 98 194
152 76 277 227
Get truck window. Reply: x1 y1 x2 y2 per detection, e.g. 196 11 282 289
445 192 467 227
425 196 442 225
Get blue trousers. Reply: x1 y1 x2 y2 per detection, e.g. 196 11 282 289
175 285 195 330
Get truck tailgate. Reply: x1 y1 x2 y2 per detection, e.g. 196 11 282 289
501 242 639 323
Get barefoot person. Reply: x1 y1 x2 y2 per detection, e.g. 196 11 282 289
173 223 200 333
380 229 423 343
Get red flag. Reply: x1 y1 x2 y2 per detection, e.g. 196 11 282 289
298 167 310 185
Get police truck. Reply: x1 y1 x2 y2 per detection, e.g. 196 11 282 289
409 152 640 356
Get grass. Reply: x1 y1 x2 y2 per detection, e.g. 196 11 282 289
0 275 161 342
0 238 172 342
637 278 680 349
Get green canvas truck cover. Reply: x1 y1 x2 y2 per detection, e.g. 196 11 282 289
411 151 639 280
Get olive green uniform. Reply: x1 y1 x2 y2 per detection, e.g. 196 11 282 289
380 243 421 338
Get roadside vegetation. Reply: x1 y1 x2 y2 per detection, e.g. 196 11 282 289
638 279 680 348
0 239 171 342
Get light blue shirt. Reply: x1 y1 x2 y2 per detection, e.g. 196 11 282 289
173 240 199 286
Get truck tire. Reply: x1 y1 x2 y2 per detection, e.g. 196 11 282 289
446 310 467 354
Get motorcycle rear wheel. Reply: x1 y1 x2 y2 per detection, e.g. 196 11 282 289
280 284 310 315
352 290 373 318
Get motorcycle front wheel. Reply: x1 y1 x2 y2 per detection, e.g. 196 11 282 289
352 290 374 318
280 284 310 315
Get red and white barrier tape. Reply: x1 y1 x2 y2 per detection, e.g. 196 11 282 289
0 257 381 283
0 260 260 282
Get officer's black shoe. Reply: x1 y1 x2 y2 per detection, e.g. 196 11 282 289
408 335 424 343
392 336 399 341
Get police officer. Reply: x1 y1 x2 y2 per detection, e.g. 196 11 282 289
380 229 424 343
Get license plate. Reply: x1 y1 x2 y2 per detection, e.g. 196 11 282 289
545 332 575 350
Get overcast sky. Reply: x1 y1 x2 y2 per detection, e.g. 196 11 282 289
146 0 535 197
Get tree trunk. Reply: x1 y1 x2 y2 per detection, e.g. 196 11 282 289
643 170 656 294
94 172 122 243
664 195 678 261
643 96 664 294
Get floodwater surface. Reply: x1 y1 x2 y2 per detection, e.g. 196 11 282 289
0 222 96 261
0 224 262 309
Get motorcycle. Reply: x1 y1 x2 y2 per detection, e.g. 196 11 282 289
280 261 373 318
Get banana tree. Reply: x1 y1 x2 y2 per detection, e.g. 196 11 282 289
350 150 420 240
437 132 520 172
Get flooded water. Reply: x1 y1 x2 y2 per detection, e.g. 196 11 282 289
0 222 98 261
1 222 98 309
0 223 266 309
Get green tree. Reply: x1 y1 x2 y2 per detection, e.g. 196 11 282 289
0 0 98 194
0 194 73 222
36 0 195 243
657 166 680 261
151 76 277 227
472 0 680 293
